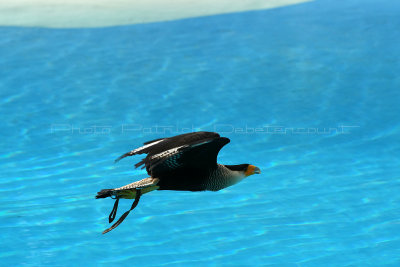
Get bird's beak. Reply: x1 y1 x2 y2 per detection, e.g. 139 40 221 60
245 165 261 176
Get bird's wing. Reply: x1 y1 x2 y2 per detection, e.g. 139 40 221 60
114 131 221 166
146 137 230 176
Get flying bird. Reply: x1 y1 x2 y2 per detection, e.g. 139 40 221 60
96 131 260 234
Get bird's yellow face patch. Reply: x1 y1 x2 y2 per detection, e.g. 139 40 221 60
245 165 261 176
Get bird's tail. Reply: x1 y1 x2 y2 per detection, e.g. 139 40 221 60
95 178 160 234
96 189 114 199
95 177 160 200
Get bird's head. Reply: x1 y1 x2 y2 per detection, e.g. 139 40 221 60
244 164 261 176
225 164 261 177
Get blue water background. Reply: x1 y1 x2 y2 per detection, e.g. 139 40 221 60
1 0 399 265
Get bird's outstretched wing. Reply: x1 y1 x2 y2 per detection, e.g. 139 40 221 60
115 131 219 163
115 132 230 176
146 137 230 176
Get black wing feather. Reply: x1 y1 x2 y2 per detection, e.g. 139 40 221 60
115 131 219 163
141 131 220 156
148 137 230 177
115 132 225 175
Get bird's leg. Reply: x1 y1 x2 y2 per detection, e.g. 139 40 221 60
108 197 119 223
102 189 142 234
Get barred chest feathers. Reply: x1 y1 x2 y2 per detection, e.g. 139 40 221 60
204 164 246 191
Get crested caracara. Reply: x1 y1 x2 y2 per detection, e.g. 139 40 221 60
96 131 260 234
